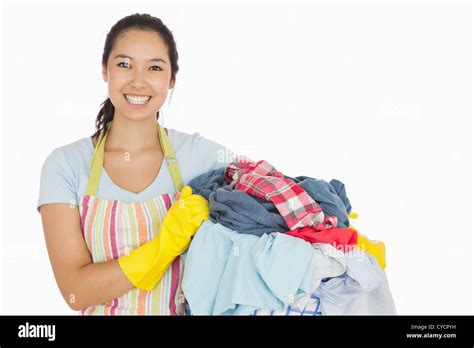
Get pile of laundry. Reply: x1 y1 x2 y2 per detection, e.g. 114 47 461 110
181 157 396 315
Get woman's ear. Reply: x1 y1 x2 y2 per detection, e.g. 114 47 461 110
102 65 108 83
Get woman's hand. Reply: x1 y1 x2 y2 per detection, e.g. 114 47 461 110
159 185 210 255
118 186 209 291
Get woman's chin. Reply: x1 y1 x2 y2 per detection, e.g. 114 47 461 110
116 111 157 123
121 104 157 119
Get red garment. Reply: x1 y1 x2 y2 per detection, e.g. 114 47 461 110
284 227 358 251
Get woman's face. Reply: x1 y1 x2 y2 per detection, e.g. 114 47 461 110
102 29 174 122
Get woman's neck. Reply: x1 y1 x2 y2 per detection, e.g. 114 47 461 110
105 115 161 152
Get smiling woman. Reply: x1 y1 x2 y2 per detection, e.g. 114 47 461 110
37 13 235 315
93 15 179 138
98 29 175 132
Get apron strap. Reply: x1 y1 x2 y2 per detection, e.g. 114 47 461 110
85 122 110 196
85 121 184 196
158 124 184 192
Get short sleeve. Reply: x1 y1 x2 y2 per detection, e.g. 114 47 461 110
193 133 236 173
37 148 78 213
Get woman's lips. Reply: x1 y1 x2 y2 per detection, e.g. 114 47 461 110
123 94 152 108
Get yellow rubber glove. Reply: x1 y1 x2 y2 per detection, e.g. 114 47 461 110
348 212 386 270
118 186 209 291
355 233 386 270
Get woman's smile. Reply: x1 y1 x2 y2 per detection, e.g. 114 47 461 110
123 94 152 108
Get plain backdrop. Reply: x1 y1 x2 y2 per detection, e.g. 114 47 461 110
0 0 472 314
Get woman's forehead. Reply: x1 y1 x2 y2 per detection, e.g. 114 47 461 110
113 30 168 56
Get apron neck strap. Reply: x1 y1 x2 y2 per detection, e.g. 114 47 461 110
85 121 184 196
158 123 184 193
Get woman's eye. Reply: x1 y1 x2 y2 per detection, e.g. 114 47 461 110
117 63 161 71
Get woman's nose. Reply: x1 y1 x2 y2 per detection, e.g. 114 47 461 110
130 71 147 89
130 80 146 89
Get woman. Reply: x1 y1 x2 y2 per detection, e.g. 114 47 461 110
37 13 234 315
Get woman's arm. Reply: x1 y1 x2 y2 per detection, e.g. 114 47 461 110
40 204 134 311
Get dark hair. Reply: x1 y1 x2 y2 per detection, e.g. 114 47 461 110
93 13 179 138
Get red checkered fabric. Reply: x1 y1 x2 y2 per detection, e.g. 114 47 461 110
224 158 337 230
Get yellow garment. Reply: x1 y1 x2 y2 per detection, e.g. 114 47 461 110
348 212 386 270
118 186 210 291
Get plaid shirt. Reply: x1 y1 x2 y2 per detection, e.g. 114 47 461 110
224 159 337 230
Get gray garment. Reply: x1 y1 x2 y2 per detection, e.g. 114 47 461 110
188 167 353 236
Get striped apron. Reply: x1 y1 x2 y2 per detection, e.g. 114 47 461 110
78 121 186 315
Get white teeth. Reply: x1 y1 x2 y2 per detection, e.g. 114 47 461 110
125 95 151 104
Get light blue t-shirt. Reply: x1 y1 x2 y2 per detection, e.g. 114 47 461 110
37 128 235 212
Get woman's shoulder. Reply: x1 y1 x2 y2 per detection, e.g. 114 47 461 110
37 137 92 212
167 128 233 158
42 136 92 172
166 128 235 179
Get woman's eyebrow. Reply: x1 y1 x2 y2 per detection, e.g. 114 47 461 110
113 54 167 64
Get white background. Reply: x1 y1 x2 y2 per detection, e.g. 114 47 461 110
1 0 472 314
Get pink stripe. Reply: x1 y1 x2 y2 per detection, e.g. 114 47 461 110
116 203 124 254
163 194 172 210
109 200 119 259
168 257 180 315
80 196 91 235
107 201 120 315
109 298 119 315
